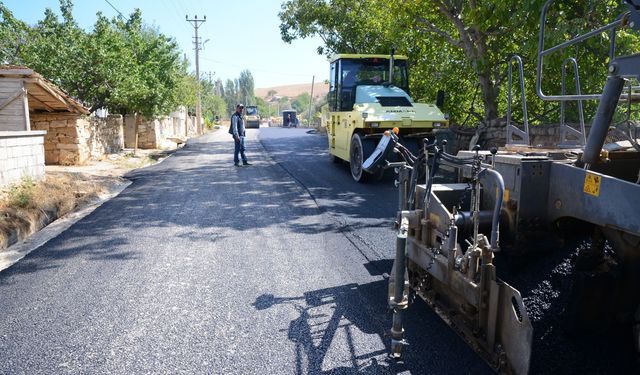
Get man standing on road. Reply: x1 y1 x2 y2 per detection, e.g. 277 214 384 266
229 103 251 167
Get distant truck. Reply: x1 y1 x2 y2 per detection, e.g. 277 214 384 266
282 110 298 128
244 106 260 129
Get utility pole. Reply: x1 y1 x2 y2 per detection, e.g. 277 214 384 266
307 75 315 127
186 14 206 135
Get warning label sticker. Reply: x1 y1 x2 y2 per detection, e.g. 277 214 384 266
583 173 601 197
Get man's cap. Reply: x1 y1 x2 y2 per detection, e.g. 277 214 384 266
236 103 244 108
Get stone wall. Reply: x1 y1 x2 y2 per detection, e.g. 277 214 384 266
0 131 46 187
123 115 136 149
28 109 198 165
447 122 591 153
88 115 124 159
30 113 123 165
124 111 198 149
482 122 590 148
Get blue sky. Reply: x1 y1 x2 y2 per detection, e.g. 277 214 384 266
4 0 329 88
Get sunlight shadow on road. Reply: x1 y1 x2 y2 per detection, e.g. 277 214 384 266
251 261 491 375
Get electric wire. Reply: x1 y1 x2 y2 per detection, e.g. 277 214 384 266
103 0 127 20
200 56 315 78
162 0 192 33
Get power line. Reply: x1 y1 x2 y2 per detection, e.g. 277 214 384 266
200 56 315 77
103 0 127 21
161 0 191 33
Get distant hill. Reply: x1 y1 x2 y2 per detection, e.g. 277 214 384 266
255 82 329 100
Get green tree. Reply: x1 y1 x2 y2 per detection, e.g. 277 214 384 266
221 70 260 115
173 72 199 114
279 0 395 55
80 13 134 112
238 69 255 106
116 9 185 116
279 0 640 130
206 95 227 119
224 79 237 115
292 92 311 115
0 5 28 64
19 0 89 101
11 1 191 117
199 77 227 120
255 97 271 118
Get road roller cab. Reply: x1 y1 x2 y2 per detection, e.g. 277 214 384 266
323 53 448 182
244 106 260 129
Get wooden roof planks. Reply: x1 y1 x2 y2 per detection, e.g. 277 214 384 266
0 65 89 116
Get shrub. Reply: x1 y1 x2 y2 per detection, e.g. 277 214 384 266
204 117 214 130
8 177 35 208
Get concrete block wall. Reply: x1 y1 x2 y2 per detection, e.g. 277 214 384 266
0 131 46 187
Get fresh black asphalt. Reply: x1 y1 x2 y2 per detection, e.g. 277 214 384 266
0 127 490 374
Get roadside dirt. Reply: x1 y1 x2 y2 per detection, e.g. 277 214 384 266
0 148 178 251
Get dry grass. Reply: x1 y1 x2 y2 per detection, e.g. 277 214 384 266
0 175 103 249
0 147 175 251
112 153 155 170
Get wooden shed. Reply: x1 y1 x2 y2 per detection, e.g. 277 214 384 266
0 66 90 186
0 66 89 131
0 66 124 166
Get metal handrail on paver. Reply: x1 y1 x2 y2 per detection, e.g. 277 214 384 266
506 55 530 146
559 58 587 146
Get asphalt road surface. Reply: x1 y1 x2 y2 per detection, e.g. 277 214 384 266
0 127 491 374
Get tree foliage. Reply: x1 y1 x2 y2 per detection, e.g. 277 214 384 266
1 0 208 117
280 0 640 129
292 92 311 115
220 70 259 117
255 97 271 118
238 70 255 106
0 4 29 64
19 1 89 103
223 79 238 115
200 77 227 120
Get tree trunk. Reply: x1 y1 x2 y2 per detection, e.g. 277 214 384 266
434 1 500 127
478 72 499 125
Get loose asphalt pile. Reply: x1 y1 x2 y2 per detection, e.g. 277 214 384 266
498 238 638 374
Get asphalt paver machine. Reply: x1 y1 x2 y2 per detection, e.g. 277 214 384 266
366 1 640 373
